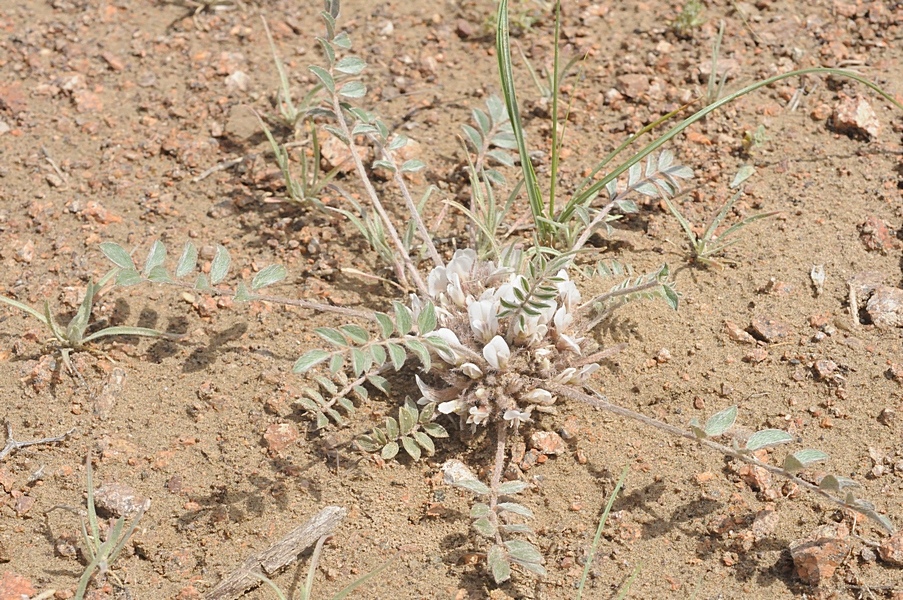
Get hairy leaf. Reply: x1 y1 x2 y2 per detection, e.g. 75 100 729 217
100 242 135 270
745 429 794 451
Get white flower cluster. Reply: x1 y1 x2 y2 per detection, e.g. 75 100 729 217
415 249 600 430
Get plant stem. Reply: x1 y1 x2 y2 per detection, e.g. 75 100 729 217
548 382 895 532
490 419 508 545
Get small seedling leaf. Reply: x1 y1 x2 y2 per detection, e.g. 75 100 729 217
387 134 408 151
497 502 533 518
498 481 528 495
704 406 737 437
401 436 421 460
251 264 287 290
470 502 491 518
416 301 437 334
504 540 544 564
473 517 497 539
143 240 166 276
745 429 794 451
819 474 859 492
116 268 142 287
400 159 425 173
399 404 416 436
308 65 335 93
449 478 490 496
421 422 448 438
412 431 435 455
210 245 231 285
335 56 366 75
381 441 399 460
339 81 366 98
488 545 511 584
147 265 172 283
175 242 198 278
333 32 351 49
783 449 830 473
730 165 756 189
100 242 135 270
233 282 252 302
356 435 381 453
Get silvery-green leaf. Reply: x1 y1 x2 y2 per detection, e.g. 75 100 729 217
315 412 330 430
372 159 395 172
486 149 515 167
333 32 351 49
386 342 406 370
449 478 489 496
462 124 482 149
328 353 343 374
316 327 348 347
335 56 366 75
100 242 135 270
470 502 491 518
309 65 335 93
384 416 399 439
419 402 435 423
783 449 830 473
497 502 532 518
147 265 171 283
210 245 231 285
194 273 210 291
372 427 388 445
704 406 737 437
337 397 354 412
381 441 399 460
143 240 166 276
293 349 330 373
233 282 252 302
339 81 366 98
416 301 437 334
393 301 413 334
401 436 421 460
323 125 349 145
501 523 533 534
513 559 547 576
340 324 369 344
356 435 381 453
745 429 794 451
819 474 859 492
400 159 425 173
175 242 198 278
412 431 435 455
421 422 448 438
730 165 756 189
296 397 319 412
374 312 394 338
116 268 142 287
405 339 431 372
251 264 287 290
350 348 368 376
352 123 379 136
498 481 528 495
369 346 387 368
504 539 544 564
488 545 510 584
473 517 496 539
472 108 490 133
399 404 416 436
387 135 408 151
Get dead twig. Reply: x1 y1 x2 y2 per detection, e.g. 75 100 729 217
204 505 346 600
0 421 74 461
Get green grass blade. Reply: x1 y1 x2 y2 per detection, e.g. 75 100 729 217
576 465 628 599
80 326 176 345
561 67 903 226
496 0 546 238
661 197 698 246
0 295 50 325
547 0 561 218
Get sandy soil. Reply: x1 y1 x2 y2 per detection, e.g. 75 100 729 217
0 0 902 599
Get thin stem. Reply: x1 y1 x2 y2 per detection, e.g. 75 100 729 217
548 382 895 532
547 0 561 218
371 136 443 268
570 198 620 254
489 419 508 546
328 92 427 295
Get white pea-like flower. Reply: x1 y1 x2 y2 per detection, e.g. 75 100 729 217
446 272 467 307
427 266 447 299
555 270 581 311
431 328 462 365
468 299 499 343
438 399 465 415
578 363 600 381
521 388 554 406
513 315 547 348
503 407 533 429
446 249 477 281
459 362 484 379
482 335 510 370
467 405 491 426
553 367 577 384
